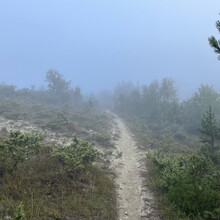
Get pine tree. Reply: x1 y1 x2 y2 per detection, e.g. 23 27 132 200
208 15 220 58
46 69 70 95
199 106 220 158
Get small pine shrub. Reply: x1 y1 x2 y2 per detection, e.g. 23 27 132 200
0 130 43 174
148 151 220 219
51 137 100 174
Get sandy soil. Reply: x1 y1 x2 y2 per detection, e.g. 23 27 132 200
111 114 160 220
0 116 72 145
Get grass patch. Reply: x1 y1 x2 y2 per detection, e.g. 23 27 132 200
0 158 117 220
0 132 117 220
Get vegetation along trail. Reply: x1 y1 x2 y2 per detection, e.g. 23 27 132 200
111 113 160 220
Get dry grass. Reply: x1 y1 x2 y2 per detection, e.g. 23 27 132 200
0 149 117 220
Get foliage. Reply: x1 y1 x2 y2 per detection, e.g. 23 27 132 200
46 69 70 95
199 106 220 161
0 99 26 120
92 133 111 144
52 137 100 173
31 108 74 132
68 86 83 106
142 80 160 121
0 130 43 174
183 85 220 133
149 151 220 219
114 80 220 135
46 112 74 131
14 202 26 220
159 78 177 103
209 14 220 59
0 83 16 97
114 78 178 123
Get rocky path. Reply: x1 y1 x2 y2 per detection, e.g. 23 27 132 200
111 114 160 220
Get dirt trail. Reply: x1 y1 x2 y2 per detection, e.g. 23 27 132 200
111 114 160 220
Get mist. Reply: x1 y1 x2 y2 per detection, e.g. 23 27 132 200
1 2 220 218
0 1 220 97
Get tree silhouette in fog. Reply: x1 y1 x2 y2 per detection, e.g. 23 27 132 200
46 69 70 95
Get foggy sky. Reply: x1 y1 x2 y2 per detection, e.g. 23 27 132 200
0 0 219 97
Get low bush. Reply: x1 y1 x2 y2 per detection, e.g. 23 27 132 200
148 151 220 219
52 137 100 174
0 100 25 120
0 130 43 174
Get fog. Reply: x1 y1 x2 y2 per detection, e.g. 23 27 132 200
0 0 219 97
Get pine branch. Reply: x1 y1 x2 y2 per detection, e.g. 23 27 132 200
208 36 220 54
216 20 220 33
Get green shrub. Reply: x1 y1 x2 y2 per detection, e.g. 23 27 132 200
14 202 26 220
93 133 111 144
149 151 220 219
46 112 69 129
0 100 23 119
0 130 43 174
52 137 100 174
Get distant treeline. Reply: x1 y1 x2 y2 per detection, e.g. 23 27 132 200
0 69 98 109
1 71 220 136
110 78 220 134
